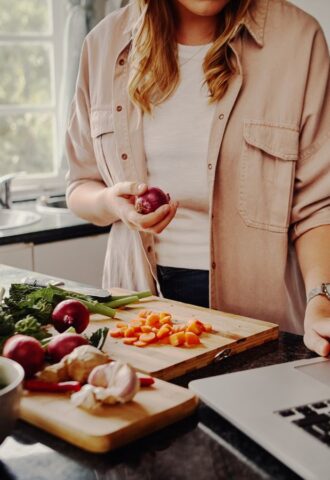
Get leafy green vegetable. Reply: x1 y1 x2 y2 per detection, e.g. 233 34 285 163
0 308 15 337
88 327 110 351
15 315 51 341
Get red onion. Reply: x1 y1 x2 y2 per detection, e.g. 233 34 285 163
47 333 89 363
51 299 90 333
135 187 170 215
3 335 45 378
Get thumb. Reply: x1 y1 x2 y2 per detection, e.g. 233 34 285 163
114 182 147 197
303 329 330 357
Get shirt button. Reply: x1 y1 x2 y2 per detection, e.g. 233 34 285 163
116 105 123 112
121 153 128 160
147 246 152 253
219 114 224 120
212 262 216 269
208 164 212 170
118 58 125 66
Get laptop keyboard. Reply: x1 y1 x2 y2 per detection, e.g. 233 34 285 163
277 400 330 446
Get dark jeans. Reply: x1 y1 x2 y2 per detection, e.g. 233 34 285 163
156 265 209 308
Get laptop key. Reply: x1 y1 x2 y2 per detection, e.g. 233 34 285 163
294 414 329 428
295 406 315 416
279 409 296 417
312 402 328 409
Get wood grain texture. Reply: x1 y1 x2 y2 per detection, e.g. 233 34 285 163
20 378 198 453
88 291 279 380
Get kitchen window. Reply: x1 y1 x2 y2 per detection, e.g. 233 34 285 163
0 0 67 196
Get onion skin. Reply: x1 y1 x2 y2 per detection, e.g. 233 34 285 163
135 187 170 215
51 299 90 333
3 334 45 378
47 333 89 363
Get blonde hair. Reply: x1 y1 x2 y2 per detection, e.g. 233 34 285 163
128 0 252 114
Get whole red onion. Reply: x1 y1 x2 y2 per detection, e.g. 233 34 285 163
3 335 45 377
51 299 90 333
47 333 89 363
135 187 170 215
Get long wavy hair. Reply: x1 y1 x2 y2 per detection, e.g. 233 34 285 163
128 0 252 113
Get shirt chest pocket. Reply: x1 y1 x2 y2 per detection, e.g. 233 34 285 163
238 122 299 232
91 109 122 187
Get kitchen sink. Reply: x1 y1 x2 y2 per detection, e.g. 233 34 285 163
0 210 41 230
36 195 69 213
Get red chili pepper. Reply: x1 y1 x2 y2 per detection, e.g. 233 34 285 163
24 380 82 393
139 377 155 387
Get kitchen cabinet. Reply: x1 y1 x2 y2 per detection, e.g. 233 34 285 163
33 234 108 287
0 243 34 271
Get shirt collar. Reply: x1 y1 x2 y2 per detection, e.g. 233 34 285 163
242 0 269 47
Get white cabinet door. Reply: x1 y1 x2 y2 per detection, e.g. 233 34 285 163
33 234 108 287
0 243 34 270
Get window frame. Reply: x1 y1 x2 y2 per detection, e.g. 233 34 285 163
0 0 68 199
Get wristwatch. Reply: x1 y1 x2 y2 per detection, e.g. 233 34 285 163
307 283 330 303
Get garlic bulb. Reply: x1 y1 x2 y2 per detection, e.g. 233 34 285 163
72 361 140 410
66 345 110 383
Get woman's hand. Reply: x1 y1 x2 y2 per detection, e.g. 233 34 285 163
303 296 330 356
107 181 178 234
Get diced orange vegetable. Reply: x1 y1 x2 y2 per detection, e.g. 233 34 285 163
159 312 172 320
184 331 201 346
139 332 156 343
123 337 138 345
134 340 147 347
141 325 153 333
169 331 185 347
109 328 124 338
146 313 160 328
116 321 127 328
203 323 213 332
172 323 186 333
157 325 172 339
125 326 136 338
138 310 152 318
129 319 145 327
158 336 170 344
159 315 173 326
186 319 204 335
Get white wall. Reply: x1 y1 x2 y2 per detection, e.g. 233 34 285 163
289 0 330 47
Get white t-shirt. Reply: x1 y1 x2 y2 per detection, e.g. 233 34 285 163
143 43 216 270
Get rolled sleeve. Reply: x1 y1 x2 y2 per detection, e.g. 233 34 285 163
65 38 104 200
290 28 330 242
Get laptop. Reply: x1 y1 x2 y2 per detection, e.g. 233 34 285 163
189 357 330 480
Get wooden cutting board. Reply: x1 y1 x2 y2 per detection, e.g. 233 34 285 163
20 377 198 453
88 291 279 380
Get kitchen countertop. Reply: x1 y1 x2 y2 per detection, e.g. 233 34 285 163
0 200 109 246
0 265 315 480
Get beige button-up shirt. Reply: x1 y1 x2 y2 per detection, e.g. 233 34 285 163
66 0 330 334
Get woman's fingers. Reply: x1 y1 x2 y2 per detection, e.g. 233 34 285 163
128 202 175 230
113 181 147 197
145 202 178 234
303 326 330 357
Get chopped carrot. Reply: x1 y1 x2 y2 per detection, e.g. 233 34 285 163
172 323 186 333
116 321 127 328
158 336 170 344
157 325 172 339
146 313 160 328
184 331 201 346
139 332 156 343
159 315 173 326
130 319 145 327
169 331 185 347
133 340 147 347
186 319 204 336
203 323 213 332
125 326 137 337
109 328 124 338
141 325 153 333
123 337 138 345
138 310 152 318
159 312 172 320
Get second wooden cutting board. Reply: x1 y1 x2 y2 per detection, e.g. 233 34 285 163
87 292 279 380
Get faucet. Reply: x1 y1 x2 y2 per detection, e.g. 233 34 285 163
0 173 18 209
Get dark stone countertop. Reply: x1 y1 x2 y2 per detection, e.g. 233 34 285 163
0 265 315 480
0 201 109 246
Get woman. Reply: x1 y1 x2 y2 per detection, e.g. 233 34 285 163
66 0 330 356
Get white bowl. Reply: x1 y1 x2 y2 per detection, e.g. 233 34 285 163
0 357 25 444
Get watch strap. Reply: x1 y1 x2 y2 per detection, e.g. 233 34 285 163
307 283 330 303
